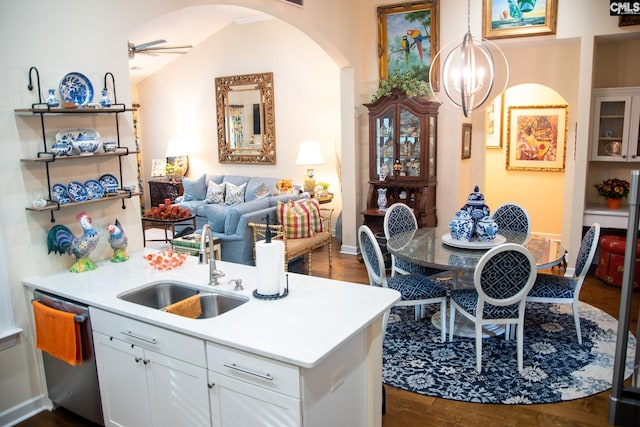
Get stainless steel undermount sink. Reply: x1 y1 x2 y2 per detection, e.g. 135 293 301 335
117 281 248 318
197 293 247 319
118 282 199 309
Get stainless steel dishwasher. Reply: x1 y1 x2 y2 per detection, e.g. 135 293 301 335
32 289 104 425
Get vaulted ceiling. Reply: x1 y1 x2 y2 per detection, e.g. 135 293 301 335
127 5 271 84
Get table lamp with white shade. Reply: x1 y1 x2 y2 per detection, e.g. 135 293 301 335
165 137 190 180
295 140 325 193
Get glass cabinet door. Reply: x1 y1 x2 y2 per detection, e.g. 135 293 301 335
398 107 421 178
592 96 631 161
375 107 395 177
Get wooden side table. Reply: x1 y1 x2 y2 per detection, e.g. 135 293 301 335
141 215 196 246
148 179 184 207
316 192 334 204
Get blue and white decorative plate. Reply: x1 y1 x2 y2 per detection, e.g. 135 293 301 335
84 179 105 200
59 72 94 106
52 183 71 205
99 173 119 194
67 181 88 203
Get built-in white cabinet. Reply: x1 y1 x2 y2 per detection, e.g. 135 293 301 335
90 306 374 427
207 343 302 426
591 87 640 162
90 308 210 427
206 327 370 427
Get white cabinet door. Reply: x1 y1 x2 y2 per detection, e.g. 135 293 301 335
146 349 211 427
94 330 210 427
94 332 152 427
208 371 301 427
591 88 640 162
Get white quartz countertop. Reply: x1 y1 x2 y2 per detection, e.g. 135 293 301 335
23 249 400 368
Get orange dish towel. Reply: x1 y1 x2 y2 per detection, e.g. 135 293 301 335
163 294 202 319
32 301 82 366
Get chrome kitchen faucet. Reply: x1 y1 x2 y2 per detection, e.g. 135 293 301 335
199 224 225 286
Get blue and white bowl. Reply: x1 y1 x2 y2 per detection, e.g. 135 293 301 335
51 141 72 156
102 141 117 152
73 137 102 155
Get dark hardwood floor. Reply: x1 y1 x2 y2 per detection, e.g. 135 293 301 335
18 238 639 426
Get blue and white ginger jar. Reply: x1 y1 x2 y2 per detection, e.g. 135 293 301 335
461 185 490 222
475 216 499 242
449 210 474 242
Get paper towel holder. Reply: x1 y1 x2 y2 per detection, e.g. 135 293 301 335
253 273 289 300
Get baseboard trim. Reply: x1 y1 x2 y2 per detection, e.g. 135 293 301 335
0 394 50 427
340 244 359 255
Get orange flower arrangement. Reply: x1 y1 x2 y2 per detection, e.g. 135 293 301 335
144 204 192 220
276 179 293 193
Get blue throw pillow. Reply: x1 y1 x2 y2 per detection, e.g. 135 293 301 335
182 174 207 201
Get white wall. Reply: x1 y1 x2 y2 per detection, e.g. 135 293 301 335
135 18 342 225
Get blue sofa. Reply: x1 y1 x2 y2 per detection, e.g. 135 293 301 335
175 174 298 265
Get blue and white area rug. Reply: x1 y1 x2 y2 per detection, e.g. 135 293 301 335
383 302 636 404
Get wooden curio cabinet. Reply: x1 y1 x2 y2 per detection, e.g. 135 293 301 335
363 88 439 229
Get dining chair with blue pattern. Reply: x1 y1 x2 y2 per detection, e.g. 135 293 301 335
492 203 531 244
359 225 448 342
526 223 600 345
383 203 448 278
449 243 537 372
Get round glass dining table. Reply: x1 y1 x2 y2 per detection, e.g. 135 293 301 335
386 226 566 276
386 226 566 337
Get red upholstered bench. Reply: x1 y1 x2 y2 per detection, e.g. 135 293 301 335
595 235 640 288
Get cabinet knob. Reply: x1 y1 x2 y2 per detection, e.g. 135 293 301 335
208 382 215 389
143 359 150 365
134 357 142 363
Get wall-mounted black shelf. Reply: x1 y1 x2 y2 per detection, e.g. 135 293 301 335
19 66 140 222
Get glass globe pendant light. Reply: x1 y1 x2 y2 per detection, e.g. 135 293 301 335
430 0 508 117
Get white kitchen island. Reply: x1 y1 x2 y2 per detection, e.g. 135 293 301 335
24 249 399 427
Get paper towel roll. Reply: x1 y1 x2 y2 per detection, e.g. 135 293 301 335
255 240 285 296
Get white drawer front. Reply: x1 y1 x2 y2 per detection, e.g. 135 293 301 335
90 307 205 366
206 342 300 398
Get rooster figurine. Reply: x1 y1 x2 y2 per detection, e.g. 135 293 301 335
107 218 129 262
47 211 99 273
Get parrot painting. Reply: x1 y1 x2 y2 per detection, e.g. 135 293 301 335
47 211 99 273
401 35 410 68
107 218 129 262
406 29 425 62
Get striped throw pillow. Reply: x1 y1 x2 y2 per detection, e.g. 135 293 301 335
277 200 314 239
296 199 324 233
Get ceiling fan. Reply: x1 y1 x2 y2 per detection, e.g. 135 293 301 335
128 39 193 58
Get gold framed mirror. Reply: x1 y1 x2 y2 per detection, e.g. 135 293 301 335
215 72 276 164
